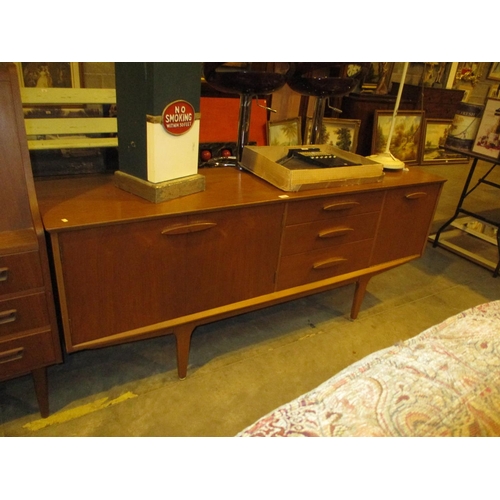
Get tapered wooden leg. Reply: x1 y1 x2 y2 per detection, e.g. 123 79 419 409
173 324 195 380
351 276 371 320
32 367 49 418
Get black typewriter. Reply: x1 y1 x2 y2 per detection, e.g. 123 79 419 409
277 147 362 169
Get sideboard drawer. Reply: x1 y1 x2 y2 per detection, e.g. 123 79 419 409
281 211 380 257
0 252 44 295
0 329 58 379
286 191 384 225
277 239 373 290
0 292 49 337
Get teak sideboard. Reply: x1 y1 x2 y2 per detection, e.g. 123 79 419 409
35 166 445 379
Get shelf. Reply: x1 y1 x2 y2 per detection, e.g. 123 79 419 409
450 217 498 245
431 149 500 277
429 224 499 273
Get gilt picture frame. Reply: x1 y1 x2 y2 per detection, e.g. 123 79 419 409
304 118 361 153
420 119 469 165
372 110 425 165
267 117 302 146
15 62 81 88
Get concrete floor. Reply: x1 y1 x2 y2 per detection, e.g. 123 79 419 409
1 160 500 437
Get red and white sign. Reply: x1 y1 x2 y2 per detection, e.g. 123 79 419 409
162 100 195 135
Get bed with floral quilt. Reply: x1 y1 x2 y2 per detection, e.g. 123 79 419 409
237 300 500 437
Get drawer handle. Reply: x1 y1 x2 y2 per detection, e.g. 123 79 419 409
161 222 217 235
405 192 428 200
0 309 17 325
323 201 360 211
318 227 354 239
0 347 24 364
313 257 348 270
0 267 8 282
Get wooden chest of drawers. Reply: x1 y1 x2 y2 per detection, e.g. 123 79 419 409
0 64 61 417
35 166 445 380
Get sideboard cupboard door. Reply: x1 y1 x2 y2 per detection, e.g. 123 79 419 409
55 204 285 349
370 184 442 266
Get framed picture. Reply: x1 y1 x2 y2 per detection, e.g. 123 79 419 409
15 62 81 88
488 63 500 81
342 63 369 93
420 119 469 165
453 63 485 91
488 84 500 98
372 110 425 164
344 63 366 80
267 117 301 146
472 97 500 159
362 63 394 94
304 118 361 153
420 63 452 88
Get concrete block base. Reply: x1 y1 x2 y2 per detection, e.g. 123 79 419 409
114 170 205 203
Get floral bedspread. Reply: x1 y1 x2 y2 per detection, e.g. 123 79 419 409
237 301 500 437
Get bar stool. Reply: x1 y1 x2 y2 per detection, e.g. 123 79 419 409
287 63 364 144
202 63 291 166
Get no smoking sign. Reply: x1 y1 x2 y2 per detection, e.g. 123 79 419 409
162 100 195 136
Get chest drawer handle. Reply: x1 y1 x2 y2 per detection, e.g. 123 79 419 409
313 257 348 270
0 309 17 325
161 222 217 235
0 347 24 365
0 267 8 282
405 192 428 200
318 227 354 238
323 201 360 211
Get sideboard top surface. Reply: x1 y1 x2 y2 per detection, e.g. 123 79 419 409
35 167 446 232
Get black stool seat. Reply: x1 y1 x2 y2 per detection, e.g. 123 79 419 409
204 66 288 96
288 63 364 144
287 75 356 97
203 63 290 165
